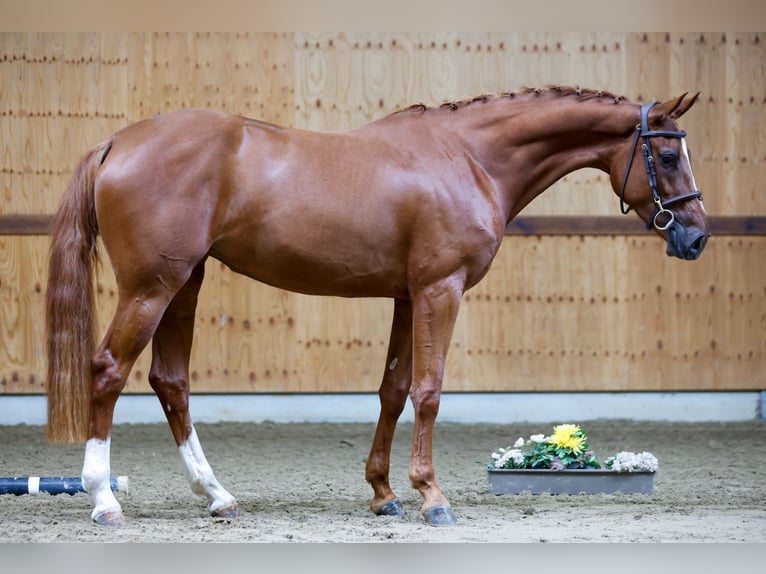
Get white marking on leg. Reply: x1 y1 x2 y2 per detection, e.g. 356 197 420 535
178 426 236 514
82 437 122 520
389 357 398 370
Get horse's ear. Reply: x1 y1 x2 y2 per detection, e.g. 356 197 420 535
652 92 700 123
669 92 700 119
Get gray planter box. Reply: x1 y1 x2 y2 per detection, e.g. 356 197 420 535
487 468 655 495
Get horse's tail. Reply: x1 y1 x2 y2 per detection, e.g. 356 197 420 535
46 140 110 443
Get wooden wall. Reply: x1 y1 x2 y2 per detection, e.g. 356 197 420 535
1 32 764 395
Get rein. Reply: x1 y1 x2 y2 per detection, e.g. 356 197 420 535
619 101 702 231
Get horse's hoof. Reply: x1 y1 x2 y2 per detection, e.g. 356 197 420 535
211 503 238 519
92 509 124 527
422 505 457 526
376 499 405 517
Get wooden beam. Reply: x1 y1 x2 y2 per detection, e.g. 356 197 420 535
504 216 766 236
0 215 52 235
1 214 765 236
706 216 766 236
506 216 647 235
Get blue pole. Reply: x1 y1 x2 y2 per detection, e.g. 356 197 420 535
0 476 128 496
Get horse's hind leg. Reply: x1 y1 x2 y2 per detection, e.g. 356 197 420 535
83 287 176 526
366 298 413 517
148 260 237 519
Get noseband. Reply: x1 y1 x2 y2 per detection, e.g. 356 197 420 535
619 101 703 231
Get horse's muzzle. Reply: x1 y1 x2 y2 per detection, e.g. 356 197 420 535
666 224 709 260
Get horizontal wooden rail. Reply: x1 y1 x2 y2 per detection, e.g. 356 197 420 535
0 215 52 235
2 214 766 236
504 215 766 236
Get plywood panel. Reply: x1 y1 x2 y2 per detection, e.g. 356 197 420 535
0 235 47 392
1 33 764 396
450 235 766 391
2 234 764 393
291 32 764 218
2 32 764 218
722 33 765 216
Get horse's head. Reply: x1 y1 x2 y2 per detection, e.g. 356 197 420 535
612 93 709 260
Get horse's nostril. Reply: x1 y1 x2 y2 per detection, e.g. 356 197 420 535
690 233 707 256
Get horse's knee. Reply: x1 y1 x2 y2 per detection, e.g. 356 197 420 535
378 385 408 417
409 387 441 420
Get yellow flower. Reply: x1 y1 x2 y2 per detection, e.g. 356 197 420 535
550 424 580 442
549 424 585 455
563 435 585 455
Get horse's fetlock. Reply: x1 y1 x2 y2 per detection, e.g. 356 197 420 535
409 472 434 492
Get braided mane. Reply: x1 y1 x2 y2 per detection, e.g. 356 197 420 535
393 85 630 116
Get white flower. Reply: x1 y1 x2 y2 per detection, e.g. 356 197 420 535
529 434 546 443
606 451 659 472
492 447 525 469
490 447 508 461
513 437 525 448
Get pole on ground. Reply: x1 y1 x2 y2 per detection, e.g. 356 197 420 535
0 476 128 496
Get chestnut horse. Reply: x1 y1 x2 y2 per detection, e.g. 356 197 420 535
46 86 708 527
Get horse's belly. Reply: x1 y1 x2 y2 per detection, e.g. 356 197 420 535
210 230 409 299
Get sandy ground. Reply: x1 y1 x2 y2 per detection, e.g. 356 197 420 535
0 419 764 542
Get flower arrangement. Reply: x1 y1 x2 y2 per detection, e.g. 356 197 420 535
489 424 658 473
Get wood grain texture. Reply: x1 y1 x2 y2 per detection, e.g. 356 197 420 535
1 235 764 393
1 33 764 395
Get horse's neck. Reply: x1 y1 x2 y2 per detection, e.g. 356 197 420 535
462 99 637 219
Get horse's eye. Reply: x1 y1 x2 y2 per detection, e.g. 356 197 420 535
660 151 678 168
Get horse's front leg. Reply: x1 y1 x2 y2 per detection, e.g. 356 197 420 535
408 280 462 526
366 298 413 517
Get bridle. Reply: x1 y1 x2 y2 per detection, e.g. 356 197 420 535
619 101 703 231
